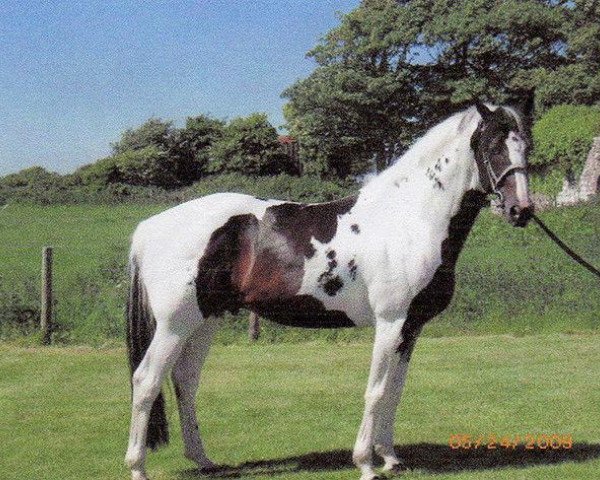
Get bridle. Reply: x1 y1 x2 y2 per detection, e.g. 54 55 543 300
473 123 528 203
481 156 527 202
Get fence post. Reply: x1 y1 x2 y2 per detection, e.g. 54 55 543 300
41 246 53 345
248 312 260 341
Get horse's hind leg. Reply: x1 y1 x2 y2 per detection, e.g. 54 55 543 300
172 317 220 470
125 290 197 480
126 324 192 480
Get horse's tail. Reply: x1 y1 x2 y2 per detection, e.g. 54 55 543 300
126 253 169 450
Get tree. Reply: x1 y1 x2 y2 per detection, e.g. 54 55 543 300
209 113 293 176
168 115 225 183
283 65 415 177
283 0 600 177
112 118 174 155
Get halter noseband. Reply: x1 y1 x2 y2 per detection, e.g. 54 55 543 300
482 158 527 201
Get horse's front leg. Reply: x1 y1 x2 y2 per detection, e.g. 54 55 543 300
171 318 220 470
353 316 406 480
373 333 419 474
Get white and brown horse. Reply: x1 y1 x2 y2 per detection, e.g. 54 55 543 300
125 103 533 480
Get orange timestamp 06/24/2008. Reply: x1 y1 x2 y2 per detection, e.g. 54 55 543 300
448 433 573 450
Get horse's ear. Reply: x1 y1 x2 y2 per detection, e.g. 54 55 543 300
475 102 494 123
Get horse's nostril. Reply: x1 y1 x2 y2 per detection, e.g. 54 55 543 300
521 205 533 220
509 205 520 218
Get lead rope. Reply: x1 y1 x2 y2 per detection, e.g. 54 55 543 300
531 213 600 280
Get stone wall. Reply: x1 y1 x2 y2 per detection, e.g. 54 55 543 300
579 137 600 200
556 136 600 206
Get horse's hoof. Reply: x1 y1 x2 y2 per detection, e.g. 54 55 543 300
382 461 407 475
360 474 382 480
131 470 148 480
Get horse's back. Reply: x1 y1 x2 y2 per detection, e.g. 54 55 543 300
132 193 274 255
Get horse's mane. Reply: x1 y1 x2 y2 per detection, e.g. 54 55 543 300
363 107 477 192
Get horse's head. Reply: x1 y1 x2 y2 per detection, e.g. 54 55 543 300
471 102 534 227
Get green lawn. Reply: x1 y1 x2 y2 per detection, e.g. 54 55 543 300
2 334 599 480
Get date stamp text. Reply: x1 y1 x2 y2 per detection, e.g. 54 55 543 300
448 434 573 450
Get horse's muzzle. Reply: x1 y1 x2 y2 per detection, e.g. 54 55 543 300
508 202 534 227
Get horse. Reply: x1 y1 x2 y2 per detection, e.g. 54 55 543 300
125 102 534 480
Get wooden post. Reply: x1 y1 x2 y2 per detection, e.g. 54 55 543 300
41 246 53 345
248 312 260 341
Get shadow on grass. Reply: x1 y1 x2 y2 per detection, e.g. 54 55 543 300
178 442 600 478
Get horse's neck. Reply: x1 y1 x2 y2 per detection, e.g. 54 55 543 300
358 132 479 235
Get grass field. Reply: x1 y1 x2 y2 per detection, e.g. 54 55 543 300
0 201 598 344
1 334 600 480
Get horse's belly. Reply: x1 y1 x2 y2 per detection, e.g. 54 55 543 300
247 295 356 328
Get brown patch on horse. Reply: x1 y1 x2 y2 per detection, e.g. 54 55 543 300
262 196 357 258
196 214 258 318
249 295 354 328
196 195 358 327
239 196 357 301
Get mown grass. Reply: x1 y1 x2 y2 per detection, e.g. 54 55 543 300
0 200 598 344
1 334 600 480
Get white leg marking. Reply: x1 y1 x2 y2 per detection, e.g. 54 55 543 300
125 324 193 480
373 339 416 473
353 317 406 480
172 318 220 470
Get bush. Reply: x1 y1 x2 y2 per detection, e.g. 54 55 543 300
0 167 78 205
531 104 600 176
179 173 357 203
0 166 62 188
72 157 121 186
1 170 358 206
72 146 178 189
112 146 178 187
209 113 296 175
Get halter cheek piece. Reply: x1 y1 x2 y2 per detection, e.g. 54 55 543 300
482 158 527 203
473 123 527 204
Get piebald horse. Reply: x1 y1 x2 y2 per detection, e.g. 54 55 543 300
125 103 534 480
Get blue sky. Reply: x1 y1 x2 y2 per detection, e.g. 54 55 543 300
0 0 359 175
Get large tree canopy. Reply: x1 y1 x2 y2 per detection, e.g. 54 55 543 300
112 118 174 155
283 0 600 177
